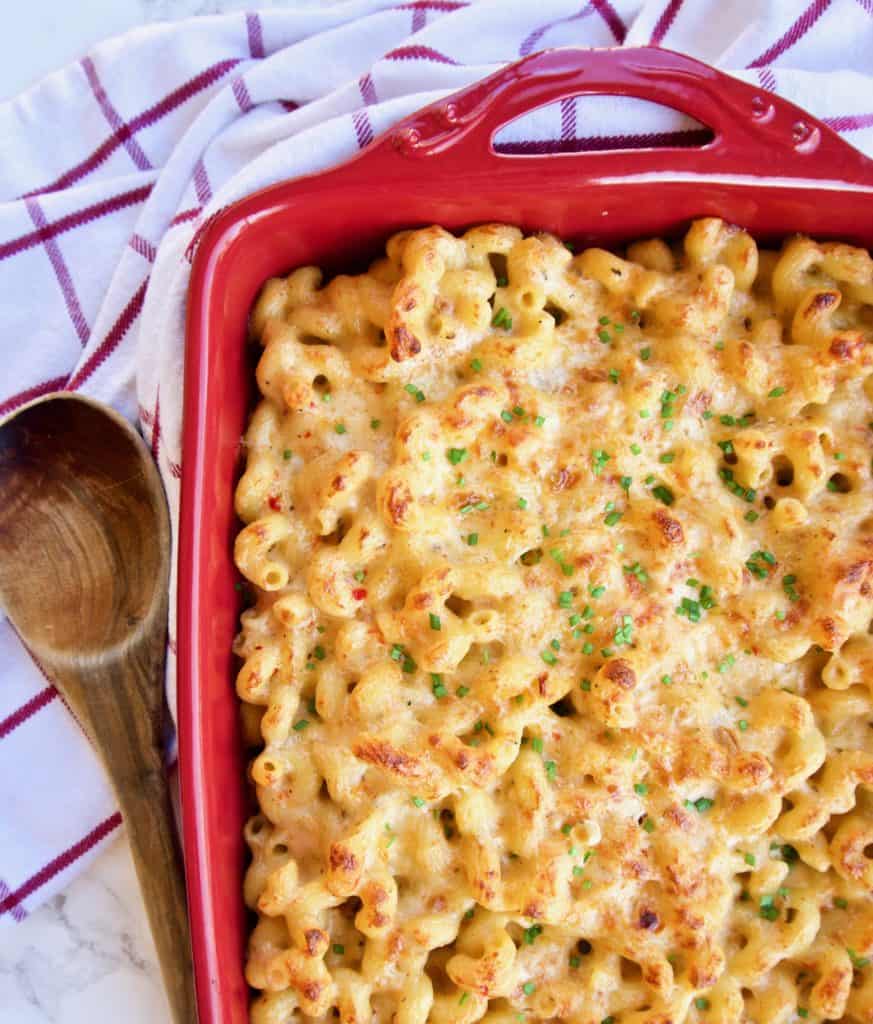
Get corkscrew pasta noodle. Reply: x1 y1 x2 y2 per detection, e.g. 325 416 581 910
234 219 873 1023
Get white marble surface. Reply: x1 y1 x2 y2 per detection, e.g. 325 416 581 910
0 835 169 1022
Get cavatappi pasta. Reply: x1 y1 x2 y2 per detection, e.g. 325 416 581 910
234 220 873 1024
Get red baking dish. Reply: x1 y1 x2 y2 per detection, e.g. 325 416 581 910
179 45 873 1023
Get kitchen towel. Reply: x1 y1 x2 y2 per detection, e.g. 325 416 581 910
1 0 872 926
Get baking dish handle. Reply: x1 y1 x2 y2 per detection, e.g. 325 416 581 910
382 46 873 185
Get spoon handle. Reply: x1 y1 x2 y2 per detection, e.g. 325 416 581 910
56 651 198 1024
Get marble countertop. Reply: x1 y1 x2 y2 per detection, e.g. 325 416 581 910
0 838 169 1023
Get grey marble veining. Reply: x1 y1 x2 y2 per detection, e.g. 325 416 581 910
0 837 169 1023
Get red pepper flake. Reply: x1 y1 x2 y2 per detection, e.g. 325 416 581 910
352 588 368 601
267 495 281 511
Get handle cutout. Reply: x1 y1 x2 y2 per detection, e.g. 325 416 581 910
492 95 713 155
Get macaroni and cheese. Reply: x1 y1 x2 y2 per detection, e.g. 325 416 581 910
234 220 873 1023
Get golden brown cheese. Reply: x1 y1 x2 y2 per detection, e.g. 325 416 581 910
234 220 873 1024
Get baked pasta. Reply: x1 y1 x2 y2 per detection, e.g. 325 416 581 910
234 219 873 1024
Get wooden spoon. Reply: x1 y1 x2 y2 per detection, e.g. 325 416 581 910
0 393 196 1023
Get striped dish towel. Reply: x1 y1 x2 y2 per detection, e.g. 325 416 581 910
1 0 872 927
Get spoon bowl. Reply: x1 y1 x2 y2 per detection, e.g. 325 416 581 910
0 395 166 658
0 393 196 1024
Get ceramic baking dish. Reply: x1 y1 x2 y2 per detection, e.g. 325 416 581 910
179 45 873 1023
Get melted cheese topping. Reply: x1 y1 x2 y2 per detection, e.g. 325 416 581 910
234 220 873 1024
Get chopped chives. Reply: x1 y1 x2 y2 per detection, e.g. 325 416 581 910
492 306 512 329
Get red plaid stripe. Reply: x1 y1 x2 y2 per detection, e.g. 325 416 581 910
560 97 577 141
25 197 90 346
0 813 123 920
26 59 241 198
0 376 68 418
495 128 712 154
232 75 254 113
650 0 684 43
396 1 467 9
193 158 213 205
591 0 628 41
246 13 265 59
81 57 153 172
359 73 378 105
520 0 625 58
352 109 375 148
757 67 778 92
0 880 25 923
129 233 157 263
825 111 873 130
385 45 459 64
67 279 149 391
0 687 57 741
747 0 833 67
0 185 152 263
171 207 202 227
